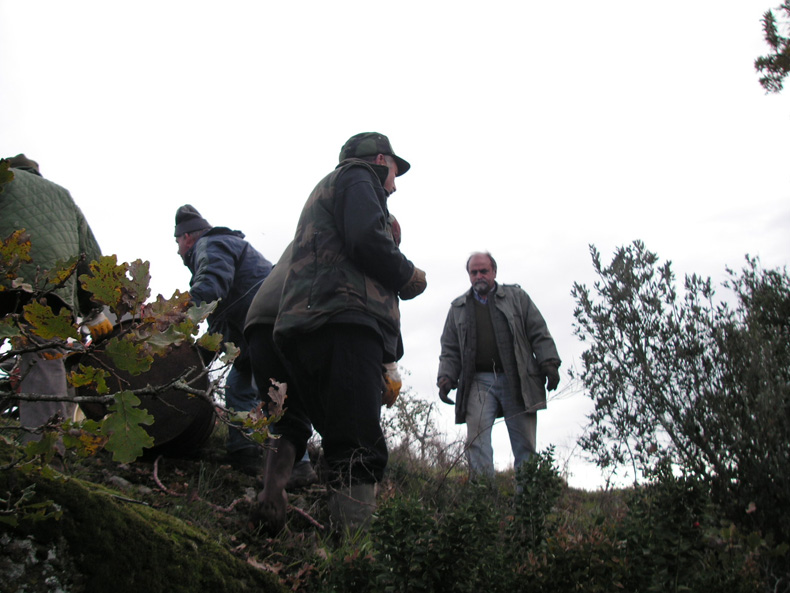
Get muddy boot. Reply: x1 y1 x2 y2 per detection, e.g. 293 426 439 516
226 446 265 476
250 439 296 535
286 458 319 490
328 483 376 534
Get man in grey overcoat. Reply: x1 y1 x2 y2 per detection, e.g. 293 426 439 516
437 251 560 478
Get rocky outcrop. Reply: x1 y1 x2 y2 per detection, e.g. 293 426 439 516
0 456 285 593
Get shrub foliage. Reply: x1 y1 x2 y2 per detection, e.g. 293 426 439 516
756 2 790 93
571 241 790 579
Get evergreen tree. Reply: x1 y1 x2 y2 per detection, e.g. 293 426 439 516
756 3 790 92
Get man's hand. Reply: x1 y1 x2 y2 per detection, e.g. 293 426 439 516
540 362 560 391
399 267 427 300
382 362 402 408
84 312 113 340
437 376 455 405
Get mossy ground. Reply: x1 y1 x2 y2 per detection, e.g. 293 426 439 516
6 419 768 593
0 425 296 593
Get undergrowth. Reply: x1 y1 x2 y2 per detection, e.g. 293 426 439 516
2 416 788 592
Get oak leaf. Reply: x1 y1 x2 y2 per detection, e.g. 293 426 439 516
105 335 154 375
101 391 154 462
0 159 14 192
22 300 79 341
69 363 110 395
45 256 80 290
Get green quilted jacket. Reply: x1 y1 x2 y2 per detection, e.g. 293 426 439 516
0 167 102 316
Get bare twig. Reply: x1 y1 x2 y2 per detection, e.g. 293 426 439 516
151 455 250 515
289 504 324 530
153 455 185 497
11 368 218 406
107 494 150 506
203 497 245 514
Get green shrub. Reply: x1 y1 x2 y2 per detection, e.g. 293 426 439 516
615 463 770 592
572 244 790 544
510 447 565 550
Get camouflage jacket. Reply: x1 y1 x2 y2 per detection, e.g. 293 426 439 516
273 159 414 358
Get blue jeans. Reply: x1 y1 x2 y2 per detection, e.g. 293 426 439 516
464 372 537 477
224 364 261 453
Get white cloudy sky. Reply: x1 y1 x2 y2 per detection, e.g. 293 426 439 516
2 1 788 489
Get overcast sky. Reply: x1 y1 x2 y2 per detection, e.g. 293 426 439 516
2 1 788 489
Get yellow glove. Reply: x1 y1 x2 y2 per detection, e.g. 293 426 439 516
85 312 113 339
382 362 402 408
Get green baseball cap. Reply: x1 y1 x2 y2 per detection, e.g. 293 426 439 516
339 132 410 176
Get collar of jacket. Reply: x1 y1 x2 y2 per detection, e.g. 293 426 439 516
472 283 498 304
185 226 244 258
336 158 390 186
451 283 501 308
204 226 245 240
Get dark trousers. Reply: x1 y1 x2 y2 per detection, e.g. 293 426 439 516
276 323 387 486
246 323 312 460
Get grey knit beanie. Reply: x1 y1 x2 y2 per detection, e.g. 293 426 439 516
174 204 212 236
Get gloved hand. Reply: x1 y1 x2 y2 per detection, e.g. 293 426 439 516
382 362 402 408
437 376 455 405
540 361 560 391
84 311 113 340
399 267 427 300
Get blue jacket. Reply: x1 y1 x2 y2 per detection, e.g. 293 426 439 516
185 227 272 365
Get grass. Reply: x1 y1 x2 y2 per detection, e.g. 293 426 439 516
1 412 784 592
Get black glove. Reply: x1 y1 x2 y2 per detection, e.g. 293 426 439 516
540 362 560 391
437 376 455 405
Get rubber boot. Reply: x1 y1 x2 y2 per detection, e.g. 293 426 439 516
327 483 377 534
286 456 319 490
251 438 297 535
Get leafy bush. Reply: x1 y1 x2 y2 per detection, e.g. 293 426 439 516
309 484 503 593
1 228 282 478
571 242 790 544
616 463 771 592
510 446 565 549
381 381 458 470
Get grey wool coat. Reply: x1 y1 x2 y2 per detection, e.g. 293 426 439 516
437 283 561 424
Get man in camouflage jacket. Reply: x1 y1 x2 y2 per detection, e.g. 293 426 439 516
254 133 426 534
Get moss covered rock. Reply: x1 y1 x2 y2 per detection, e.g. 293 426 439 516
0 459 284 593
